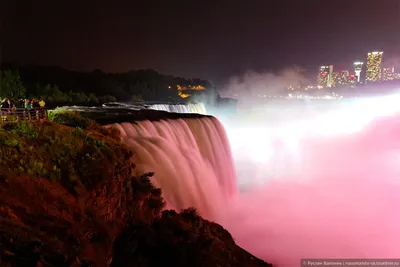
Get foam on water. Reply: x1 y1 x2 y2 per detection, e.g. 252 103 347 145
148 103 207 114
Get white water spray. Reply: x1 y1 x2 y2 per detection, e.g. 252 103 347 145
148 103 207 114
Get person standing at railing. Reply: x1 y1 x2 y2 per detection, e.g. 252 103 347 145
1 98 10 109
1 98 10 113
1 98 10 120
10 99 15 109
39 98 45 107
15 99 24 109
24 99 32 119
24 99 31 110
32 99 40 108
37 98 46 118
32 99 41 119
13 99 24 120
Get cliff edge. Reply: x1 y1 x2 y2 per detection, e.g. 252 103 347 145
0 112 272 267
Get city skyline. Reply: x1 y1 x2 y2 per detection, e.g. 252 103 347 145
317 50 400 88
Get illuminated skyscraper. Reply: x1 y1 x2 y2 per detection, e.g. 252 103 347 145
366 51 383 82
331 72 340 87
347 73 357 87
383 67 395 81
353 62 363 82
330 70 356 87
317 65 333 88
327 65 333 87
318 66 329 88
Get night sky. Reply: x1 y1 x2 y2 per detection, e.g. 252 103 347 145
3 0 400 84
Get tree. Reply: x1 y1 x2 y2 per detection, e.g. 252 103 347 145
87 93 99 104
68 91 88 103
132 94 144 103
98 95 117 104
0 70 26 99
37 84 70 102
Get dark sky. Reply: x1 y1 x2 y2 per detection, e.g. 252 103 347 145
2 0 400 84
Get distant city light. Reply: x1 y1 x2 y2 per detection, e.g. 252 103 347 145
289 49 399 98
316 50 400 88
176 84 206 99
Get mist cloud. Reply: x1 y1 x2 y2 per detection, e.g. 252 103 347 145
219 67 309 99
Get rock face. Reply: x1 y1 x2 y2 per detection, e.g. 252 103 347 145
112 209 269 267
0 173 113 266
0 116 272 267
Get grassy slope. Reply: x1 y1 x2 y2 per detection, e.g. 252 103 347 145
0 112 272 267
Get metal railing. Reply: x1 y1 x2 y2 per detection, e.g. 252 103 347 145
0 107 48 122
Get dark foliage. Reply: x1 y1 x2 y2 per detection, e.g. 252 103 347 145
0 119 130 192
48 108 90 128
2 65 217 105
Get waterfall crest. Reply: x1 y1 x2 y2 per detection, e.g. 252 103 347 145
148 103 207 114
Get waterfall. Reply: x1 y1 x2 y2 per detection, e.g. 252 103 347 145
108 105 400 266
148 103 207 115
110 116 236 219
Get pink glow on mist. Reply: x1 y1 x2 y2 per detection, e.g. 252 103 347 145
112 100 400 267
216 115 400 266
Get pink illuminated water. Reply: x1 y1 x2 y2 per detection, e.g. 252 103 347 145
111 110 400 267
217 115 400 266
111 117 236 219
